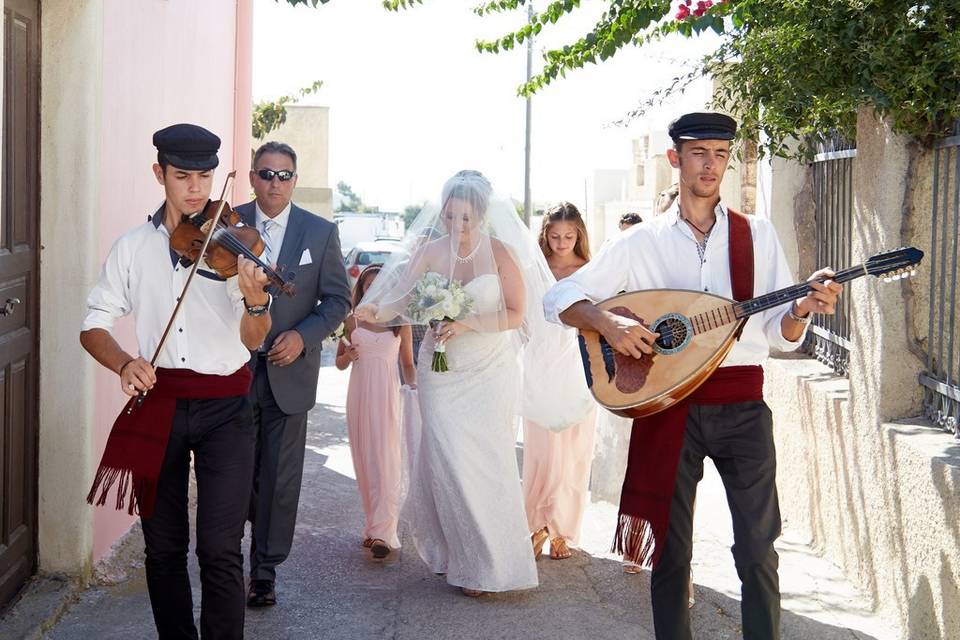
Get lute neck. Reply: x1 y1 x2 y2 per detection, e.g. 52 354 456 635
732 264 865 319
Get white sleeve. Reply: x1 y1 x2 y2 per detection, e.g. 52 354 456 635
759 222 808 352
81 237 132 332
543 235 632 325
225 275 246 317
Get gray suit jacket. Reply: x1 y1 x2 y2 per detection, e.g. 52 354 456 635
237 201 351 415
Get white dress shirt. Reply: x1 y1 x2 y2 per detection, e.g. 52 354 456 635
81 207 250 375
255 201 292 265
543 200 807 367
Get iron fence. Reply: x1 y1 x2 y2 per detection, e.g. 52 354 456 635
921 121 960 439
804 137 855 375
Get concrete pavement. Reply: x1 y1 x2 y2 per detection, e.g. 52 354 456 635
9 354 901 639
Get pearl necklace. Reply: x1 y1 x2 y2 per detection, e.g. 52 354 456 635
455 239 482 264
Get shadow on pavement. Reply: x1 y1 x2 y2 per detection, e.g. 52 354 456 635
40 364 885 640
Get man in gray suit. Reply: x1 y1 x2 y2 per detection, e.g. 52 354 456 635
237 142 351 607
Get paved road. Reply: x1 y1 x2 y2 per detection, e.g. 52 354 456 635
39 360 899 639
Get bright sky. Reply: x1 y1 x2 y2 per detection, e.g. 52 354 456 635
252 0 718 211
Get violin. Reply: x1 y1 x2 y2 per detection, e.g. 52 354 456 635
129 171 290 413
170 199 296 296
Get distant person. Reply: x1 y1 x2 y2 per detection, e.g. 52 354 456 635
619 212 643 230
336 265 416 560
655 183 680 216
523 202 597 562
236 141 351 607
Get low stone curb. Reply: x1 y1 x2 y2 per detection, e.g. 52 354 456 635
0 574 81 640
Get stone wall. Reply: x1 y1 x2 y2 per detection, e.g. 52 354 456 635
764 109 959 639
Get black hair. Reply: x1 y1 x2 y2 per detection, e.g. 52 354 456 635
253 141 298 171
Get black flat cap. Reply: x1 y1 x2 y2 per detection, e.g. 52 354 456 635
153 123 221 171
668 112 737 141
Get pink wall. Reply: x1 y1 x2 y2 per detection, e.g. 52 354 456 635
93 0 254 562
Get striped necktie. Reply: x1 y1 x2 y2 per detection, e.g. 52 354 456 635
262 219 278 264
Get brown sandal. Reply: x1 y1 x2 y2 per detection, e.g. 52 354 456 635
370 539 390 559
461 587 484 597
362 537 374 548
531 527 549 559
550 537 572 560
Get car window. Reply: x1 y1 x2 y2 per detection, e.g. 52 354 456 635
357 251 392 266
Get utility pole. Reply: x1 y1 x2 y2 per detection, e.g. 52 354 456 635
523 2 534 228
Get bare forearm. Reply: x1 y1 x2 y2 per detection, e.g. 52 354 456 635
559 299 657 359
240 313 271 350
558 300 614 334
401 364 417 386
79 328 135 374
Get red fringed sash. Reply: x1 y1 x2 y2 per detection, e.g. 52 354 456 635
613 365 764 568
87 366 252 518
614 208 758 568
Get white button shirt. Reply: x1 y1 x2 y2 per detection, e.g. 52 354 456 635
81 207 251 375
543 201 807 367
255 201 291 265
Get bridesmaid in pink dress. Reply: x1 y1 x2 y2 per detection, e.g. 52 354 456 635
523 203 597 561
336 265 416 560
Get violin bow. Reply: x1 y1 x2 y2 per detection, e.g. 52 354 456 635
128 171 236 413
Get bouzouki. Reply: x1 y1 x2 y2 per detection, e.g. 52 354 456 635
577 247 924 418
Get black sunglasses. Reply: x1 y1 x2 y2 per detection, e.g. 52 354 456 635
257 168 296 182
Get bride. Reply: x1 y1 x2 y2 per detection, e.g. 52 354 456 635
356 170 540 596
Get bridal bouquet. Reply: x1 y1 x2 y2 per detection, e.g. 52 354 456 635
406 271 473 372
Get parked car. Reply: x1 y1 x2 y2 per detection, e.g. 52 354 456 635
343 240 402 290
335 211 404 257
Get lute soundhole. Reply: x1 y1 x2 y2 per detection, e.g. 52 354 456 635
651 313 693 355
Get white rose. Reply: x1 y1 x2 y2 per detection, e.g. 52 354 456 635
444 301 461 318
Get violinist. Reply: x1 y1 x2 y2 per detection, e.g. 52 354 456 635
80 123 269 640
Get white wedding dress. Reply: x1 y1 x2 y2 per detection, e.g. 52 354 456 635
403 274 539 592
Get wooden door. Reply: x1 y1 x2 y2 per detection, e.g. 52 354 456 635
0 0 39 608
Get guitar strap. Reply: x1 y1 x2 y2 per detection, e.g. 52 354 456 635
727 208 754 340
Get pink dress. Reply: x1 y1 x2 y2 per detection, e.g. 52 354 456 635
522 409 597 543
345 327 403 549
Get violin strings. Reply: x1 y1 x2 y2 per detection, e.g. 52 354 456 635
209 228 285 283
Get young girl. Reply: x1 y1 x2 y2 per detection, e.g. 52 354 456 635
522 202 597 561
336 265 416 560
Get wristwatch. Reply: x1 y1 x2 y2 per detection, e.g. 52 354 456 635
243 296 271 317
788 302 811 324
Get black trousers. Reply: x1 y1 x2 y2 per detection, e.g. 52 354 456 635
248 360 309 582
141 395 255 640
651 400 781 640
